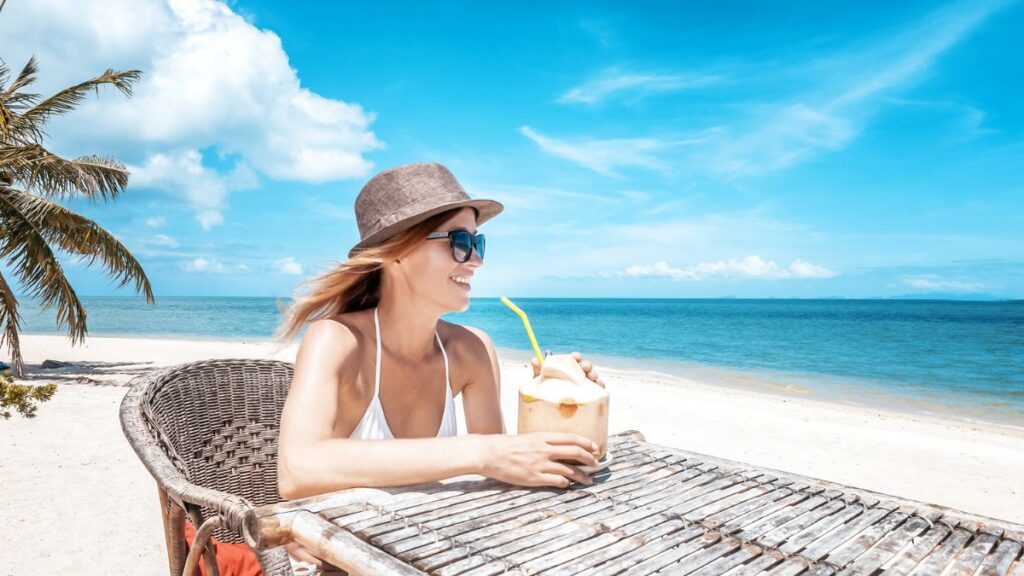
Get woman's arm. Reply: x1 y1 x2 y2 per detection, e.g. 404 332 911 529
458 325 505 434
277 320 597 500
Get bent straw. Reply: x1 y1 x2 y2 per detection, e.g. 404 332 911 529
500 296 544 367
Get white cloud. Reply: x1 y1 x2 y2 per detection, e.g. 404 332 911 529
147 234 179 248
699 0 1009 177
274 257 304 275
145 216 167 228
183 257 226 272
520 126 714 177
179 257 248 273
559 68 722 104
617 256 837 281
0 0 382 224
523 1 1011 180
699 104 855 177
902 276 983 292
131 149 237 229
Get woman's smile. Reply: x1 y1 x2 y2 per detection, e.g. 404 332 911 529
450 274 472 291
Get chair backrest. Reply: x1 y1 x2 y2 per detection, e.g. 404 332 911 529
140 358 294 542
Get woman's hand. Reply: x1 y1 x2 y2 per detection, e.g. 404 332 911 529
531 351 605 387
477 433 599 487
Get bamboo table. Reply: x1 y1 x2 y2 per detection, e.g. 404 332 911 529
250 431 1024 575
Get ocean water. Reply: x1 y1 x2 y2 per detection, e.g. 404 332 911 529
15 297 1024 424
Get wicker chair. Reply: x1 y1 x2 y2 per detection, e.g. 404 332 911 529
120 359 296 576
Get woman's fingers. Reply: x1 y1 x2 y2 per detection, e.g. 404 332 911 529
541 432 598 452
547 461 593 486
549 444 599 467
575 354 603 385
538 473 572 488
530 356 541 377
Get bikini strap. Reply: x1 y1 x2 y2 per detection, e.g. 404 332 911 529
373 307 383 399
435 331 451 394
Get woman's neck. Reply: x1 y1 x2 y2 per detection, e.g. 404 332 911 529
375 293 442 362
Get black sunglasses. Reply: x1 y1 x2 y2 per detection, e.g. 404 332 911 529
426 229 486 263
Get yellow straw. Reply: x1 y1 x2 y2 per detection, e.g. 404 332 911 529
500 296 544 367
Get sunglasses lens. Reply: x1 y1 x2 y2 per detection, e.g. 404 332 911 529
451 231 473 262
476 234 485 260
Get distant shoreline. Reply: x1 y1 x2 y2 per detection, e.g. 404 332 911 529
17 329 1024 429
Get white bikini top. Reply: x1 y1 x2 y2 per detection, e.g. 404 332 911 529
349 308 457 440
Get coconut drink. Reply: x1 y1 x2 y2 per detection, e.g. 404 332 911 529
518 353 610 461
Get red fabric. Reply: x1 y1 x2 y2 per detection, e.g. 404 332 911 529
183 519 263 576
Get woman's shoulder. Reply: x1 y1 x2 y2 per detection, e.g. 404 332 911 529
298 310 374 371
315 308 373 336
439 320 496 358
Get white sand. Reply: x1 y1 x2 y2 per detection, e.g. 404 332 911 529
2 334 1023 574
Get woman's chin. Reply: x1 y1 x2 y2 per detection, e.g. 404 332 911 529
449 292 471 313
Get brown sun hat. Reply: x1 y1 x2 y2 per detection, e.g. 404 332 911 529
348 162 503 257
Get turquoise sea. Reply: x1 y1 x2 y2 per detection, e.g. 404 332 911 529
15 297 1024 425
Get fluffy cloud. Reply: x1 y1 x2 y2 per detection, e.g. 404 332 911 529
0 0 382 226
618 256 837 281
130 150 231 229
145 216 167 228
273 257 304 276
183 257 226 273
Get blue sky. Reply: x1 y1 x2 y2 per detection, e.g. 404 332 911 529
2 0 1022 299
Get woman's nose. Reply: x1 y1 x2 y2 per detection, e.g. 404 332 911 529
467 248 484 267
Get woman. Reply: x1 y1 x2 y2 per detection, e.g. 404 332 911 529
272 162 604 572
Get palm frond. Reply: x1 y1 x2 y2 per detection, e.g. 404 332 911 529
3 91 39 106
0 99 11 143
0 60 11 141
8 69 141 143
2 188 154 303
0 188 88 345
5 57 39 96
0 269 25 378
0 144 128 201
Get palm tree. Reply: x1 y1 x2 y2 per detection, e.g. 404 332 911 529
0 56 154 378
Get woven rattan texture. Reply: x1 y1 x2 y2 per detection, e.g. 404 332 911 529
141 359 293 544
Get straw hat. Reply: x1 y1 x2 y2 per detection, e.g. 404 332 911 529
348 162 503 257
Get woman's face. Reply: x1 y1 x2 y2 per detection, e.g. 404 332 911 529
391 208 483 313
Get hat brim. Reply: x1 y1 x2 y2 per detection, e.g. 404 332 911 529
348 198 503 258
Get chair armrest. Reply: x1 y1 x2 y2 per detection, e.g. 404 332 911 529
119 366 258 539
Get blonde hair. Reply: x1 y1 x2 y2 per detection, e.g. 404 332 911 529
274 208 464 344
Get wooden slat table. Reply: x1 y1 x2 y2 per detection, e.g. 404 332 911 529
250 431 1024 575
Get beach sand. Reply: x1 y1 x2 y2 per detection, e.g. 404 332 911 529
2 334 1023 574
